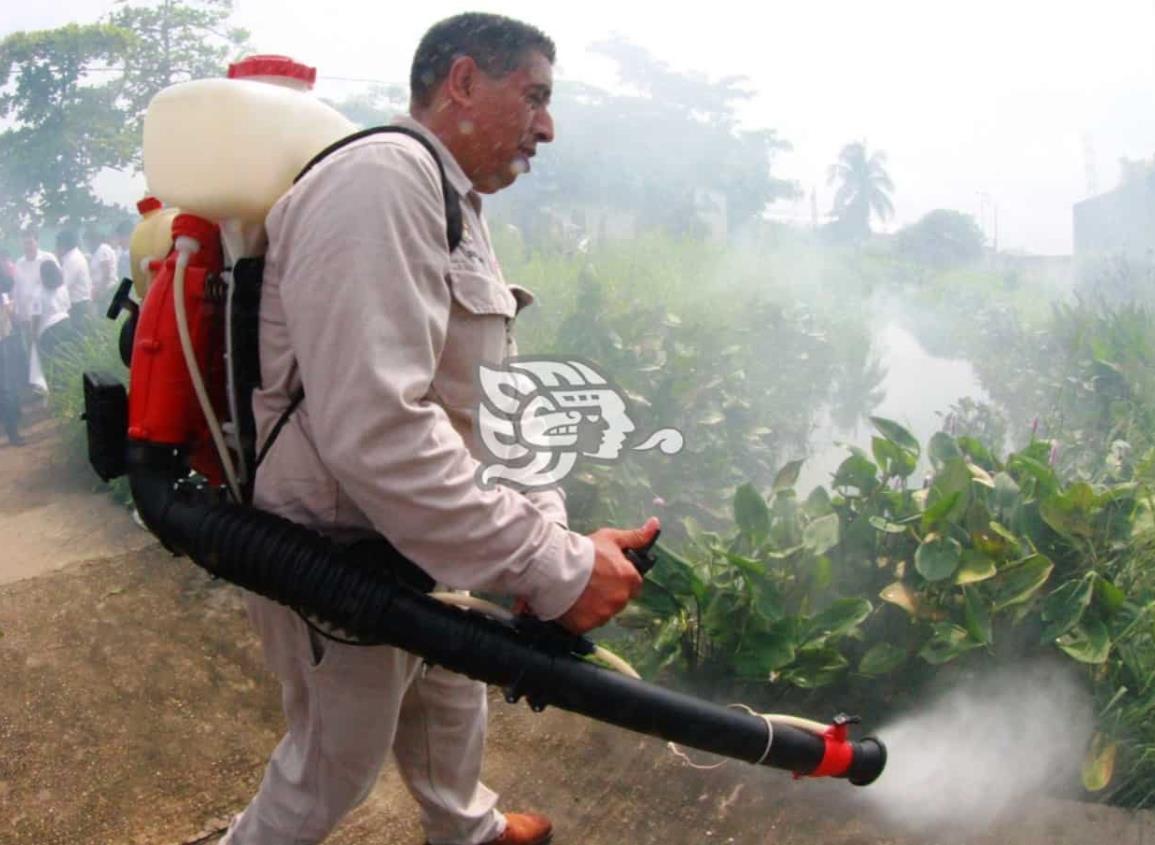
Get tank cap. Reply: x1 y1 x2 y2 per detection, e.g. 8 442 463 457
228 54 317 89
171 213 219 247
137 196 162 215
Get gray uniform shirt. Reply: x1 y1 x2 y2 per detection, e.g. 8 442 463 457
253 117 595 621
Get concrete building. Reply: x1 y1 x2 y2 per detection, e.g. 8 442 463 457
1073 172 1155 261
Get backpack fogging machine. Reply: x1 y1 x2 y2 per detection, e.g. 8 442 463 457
81 55 886 789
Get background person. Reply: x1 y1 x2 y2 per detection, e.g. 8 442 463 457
0 262 24 446
12 228 55 351
221 13 655 845
56 228 94 330
85 227 118 305
34 259 72 362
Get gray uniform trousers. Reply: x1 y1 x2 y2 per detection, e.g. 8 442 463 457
220 593 504 845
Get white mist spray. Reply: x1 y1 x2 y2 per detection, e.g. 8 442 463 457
859 661 1094 833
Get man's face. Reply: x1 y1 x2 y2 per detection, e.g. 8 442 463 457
21 236 36 261
463 50 555 194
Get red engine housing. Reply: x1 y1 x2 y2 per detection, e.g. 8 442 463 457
127 214 229 485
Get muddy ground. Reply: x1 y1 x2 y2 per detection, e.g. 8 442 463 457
2 419 1154 844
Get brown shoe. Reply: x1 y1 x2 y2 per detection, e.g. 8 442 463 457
483 812 553 845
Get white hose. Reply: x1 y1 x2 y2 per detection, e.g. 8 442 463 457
173 239 243 503
428 592 642 680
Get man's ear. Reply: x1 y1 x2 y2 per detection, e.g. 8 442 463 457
445 55 479 106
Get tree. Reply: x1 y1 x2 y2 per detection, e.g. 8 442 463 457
0 1 249 234
108 0 250 164
826 141 894 241
0 24 130 228
894 209 985 268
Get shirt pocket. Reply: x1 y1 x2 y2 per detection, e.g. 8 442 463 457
448 267 518 317
439 266 518 413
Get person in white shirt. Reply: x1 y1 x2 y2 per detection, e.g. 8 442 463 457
86 228 118 305
12 229 56 346
0 258 24 445
34 259 73 361
114 219 134 283
55 229 93 328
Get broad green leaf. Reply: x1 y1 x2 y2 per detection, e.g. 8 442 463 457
1095 576 1126 614
703 590 745 643
870 416 920 455
773 459 805 492
869 515 908 534
652 546 706 602
967 463 996 488
922 491 962 528
992 554 1054 611
803 486 834 517
859 642 907 675
1040 485 1095 539
880 581 919 616
1009 454 1058 497
915 534 962 582
1082 733 1117 792
955 550 997 585
919 624 981 665
633 581 682 616
988 520 1020 546
803 513 841 556
957 435 995 468
963 586 992 645
1057 617 1111 664
992 472 1021 515
733 623 797 678
812 555 833 592
833 454 880 493
808 598 872 639
754 581 784 620
928 431 962 467
724 552 765 580
1041 576 1093 639
733 483 770 543
934 458 974 498
873 436 917 479
781 646 849 688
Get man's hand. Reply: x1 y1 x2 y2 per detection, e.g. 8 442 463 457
557 516 660 635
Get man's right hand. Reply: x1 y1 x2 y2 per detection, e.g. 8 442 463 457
557 516 660 635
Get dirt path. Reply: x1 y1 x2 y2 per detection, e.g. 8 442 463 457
0 418 156 585
2 424 1154 844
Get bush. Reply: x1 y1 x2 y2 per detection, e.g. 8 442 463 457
628 417 1155 805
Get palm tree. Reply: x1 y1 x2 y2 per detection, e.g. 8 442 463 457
827 141 895 240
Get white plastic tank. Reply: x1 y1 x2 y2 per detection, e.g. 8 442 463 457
143 55 356 224
129 196 181 297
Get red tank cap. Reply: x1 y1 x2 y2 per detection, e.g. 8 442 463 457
228 54 317 88
137 196 162 215
171 213 219 247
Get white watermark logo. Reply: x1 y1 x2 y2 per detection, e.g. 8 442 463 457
476 357 684 490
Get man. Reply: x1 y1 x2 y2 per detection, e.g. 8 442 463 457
222 14 656 845
0 256 24 445
56 228 94 329
12 228 55 349
85 228 118 304
114 219 134 283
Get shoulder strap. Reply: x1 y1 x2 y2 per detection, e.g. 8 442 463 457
293 124 463 252
254 126 464 475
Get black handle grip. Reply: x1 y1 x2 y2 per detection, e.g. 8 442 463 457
624 528 661 575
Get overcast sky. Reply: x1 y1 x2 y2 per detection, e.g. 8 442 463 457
8 0 1155 254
